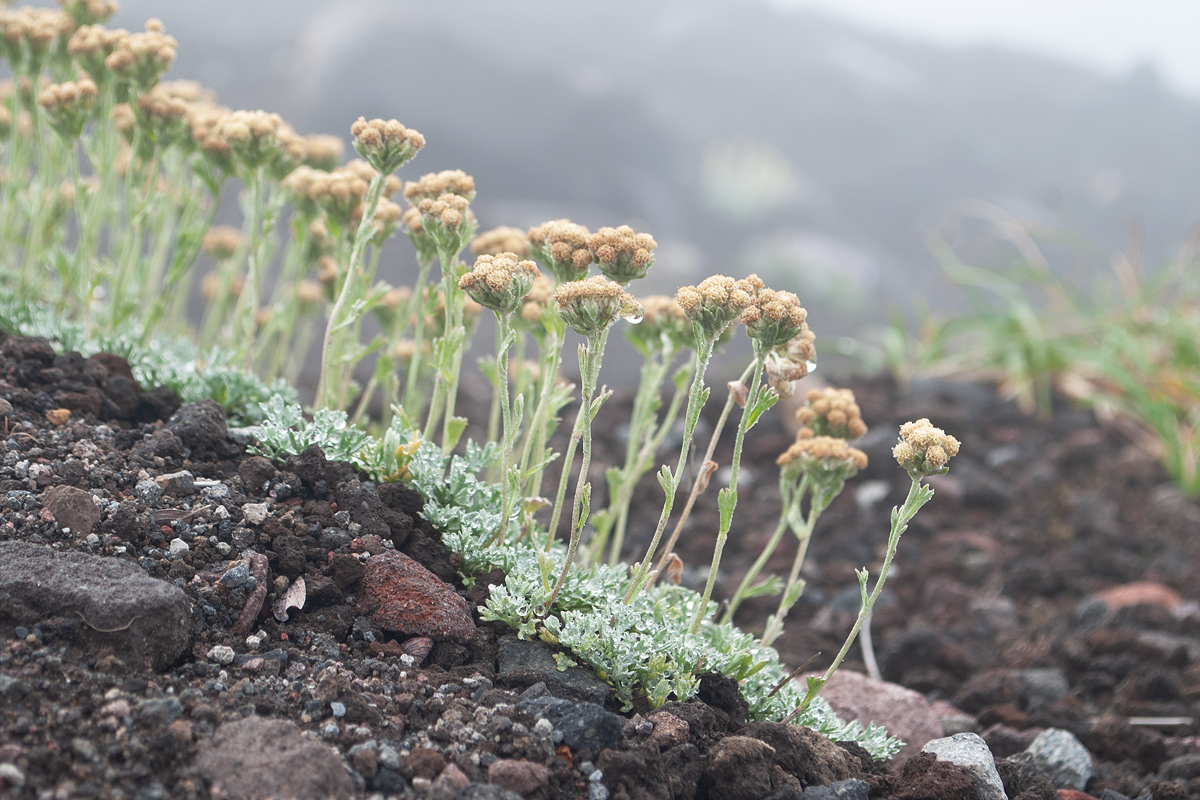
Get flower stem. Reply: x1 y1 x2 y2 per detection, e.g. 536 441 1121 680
689 352 766 633
623 333 716 603
315 170 387 410
648 360 754 585
546 329 607 607
785 477 935 722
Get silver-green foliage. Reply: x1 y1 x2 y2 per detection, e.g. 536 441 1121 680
247 402 901 760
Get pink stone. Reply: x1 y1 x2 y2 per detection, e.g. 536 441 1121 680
438 763 470 790
359 551 475 642
488 759 550 795
1095 581 1182 611
242 657 265 672
809 669 944 765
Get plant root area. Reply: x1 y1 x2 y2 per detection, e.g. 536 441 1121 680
2 331 1199 800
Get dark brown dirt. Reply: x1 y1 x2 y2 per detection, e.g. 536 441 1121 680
1 331 1199 800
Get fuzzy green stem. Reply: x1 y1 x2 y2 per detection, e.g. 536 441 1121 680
689 352 767 633
401 255 436 412
488 312 518 546
785 477 934 722
546 329 607 607
316 170 387 410
544 327 609 551
518 316 566 502
723 472 809 624
759 479 831 648
648 360 754 588
623 333 716 603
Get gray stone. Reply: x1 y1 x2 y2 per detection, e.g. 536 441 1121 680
155 470 194 496
800 779 870 800
454 785 524 800
1158 754 1200 781
921 732 1007 800
516 694 624 752
41 485 101 536
1010 727 1092 791
134 479 162 505
0 540 191 670
193 716 353 800
1014 668 1069 705
498 635 612 705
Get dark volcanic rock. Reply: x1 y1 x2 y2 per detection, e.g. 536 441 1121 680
497 635 613 705
0 540 191 670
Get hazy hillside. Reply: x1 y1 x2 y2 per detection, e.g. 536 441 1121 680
113 0 1200 338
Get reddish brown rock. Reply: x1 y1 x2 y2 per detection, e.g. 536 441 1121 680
488 759 550 795
359 550 475 642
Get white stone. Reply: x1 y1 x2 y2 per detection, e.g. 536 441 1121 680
207 645 236 665
922 732 1007 800
169 538 190 557
241 502 269 525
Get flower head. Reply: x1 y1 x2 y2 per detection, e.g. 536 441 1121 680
675 274 756 344
554 275 642 338
403 169 475 204
37 75 98 139
58 0 118 27
134 82 191 147
794 387 867 440
186 102 236 174
201 225 241 261
104 19 176 93
295 279 324 308
302 134 344 171
216 109 288 174
472 225 529 258
350 116 424 175
742 282 807 350
459 252 541 316
777 435 868 484
527 219 593 284
300 165 369 233
0 7 73 75
67 23 125 83
892 418 960 478
588 225 656 285
764 324 816 398
417 192 475 255
519 275 556 325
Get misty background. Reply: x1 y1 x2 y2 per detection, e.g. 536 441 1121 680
101 0 1200 379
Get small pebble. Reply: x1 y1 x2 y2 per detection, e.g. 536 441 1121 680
0 763 26 788
207 645 235 665
241 503 269 525
168 538 190 558
330 702 346 718
134 480 163 505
